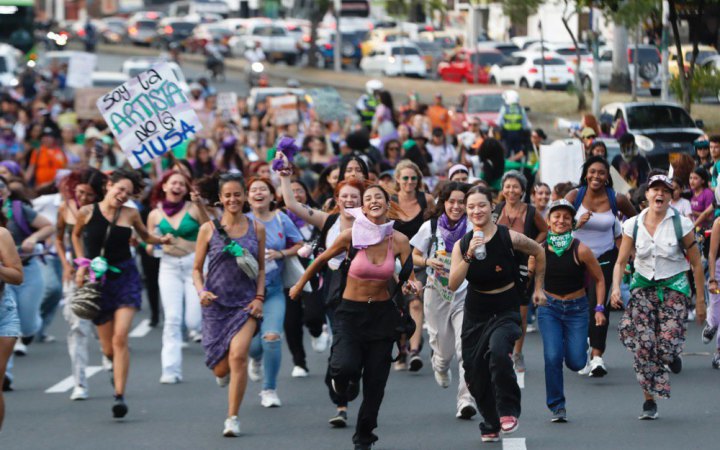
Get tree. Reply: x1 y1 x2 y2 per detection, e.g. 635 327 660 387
425 0 448 30
307 0 331 68
502 0 545 25
560 0 588 111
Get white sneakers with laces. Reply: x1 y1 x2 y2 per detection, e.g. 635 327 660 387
291 366 308 378
260 389 282 407
248 358 263 382
434 369 451 388
589 356 608 377
311 326 331 353
216 374 229 387
70 385 88 401
223 415 241 437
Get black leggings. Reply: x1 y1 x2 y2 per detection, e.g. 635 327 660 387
138 248 160 325
329 300 397 447
587 247 618 353
284 289 325 369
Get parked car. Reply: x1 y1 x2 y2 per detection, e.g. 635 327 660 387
438 48 505 84
668 44 718 77
154 19 196 49
230 22 300 65
418 30 462 58
476 41 520 57
489 52 575 89
91 71 129 88
413 40 444 77
359 42 427 78
185 24 233 54
360 28 410 57
601 101 705 167
316 29 366 68
462 89 505 127
511 36 540 50
588 45 662 96
525 41 594 71
121 58 189 92
127 18 159 46
101 17 127 44
700 55 720 102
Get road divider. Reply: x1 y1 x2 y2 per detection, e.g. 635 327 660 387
45 366 103 393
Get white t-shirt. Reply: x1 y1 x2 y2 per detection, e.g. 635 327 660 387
426 143 456 177
670 198 692 218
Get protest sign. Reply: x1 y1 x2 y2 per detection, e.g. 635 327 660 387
539 139 584 189
269 95 298 126
57 112 78 128
75 88 107 120
96 62 203 169
307 88 349 123
216 92 240 122
66 52 97 89
429 253 454 303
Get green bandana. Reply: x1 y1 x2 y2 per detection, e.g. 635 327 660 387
629 272 690 303
90 256 120 280
222 240 245 257
547 232 573 256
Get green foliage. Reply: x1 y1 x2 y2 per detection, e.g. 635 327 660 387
591 0 660 27
502 0 545 24
669 66 720 103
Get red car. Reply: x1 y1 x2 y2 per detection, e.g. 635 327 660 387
462 89 505 128
438 49 506 84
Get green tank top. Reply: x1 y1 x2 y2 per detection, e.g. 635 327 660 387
158 212 200 242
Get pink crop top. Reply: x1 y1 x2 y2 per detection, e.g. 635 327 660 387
348 236 395 282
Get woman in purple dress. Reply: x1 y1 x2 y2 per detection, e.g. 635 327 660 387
192 173 266 437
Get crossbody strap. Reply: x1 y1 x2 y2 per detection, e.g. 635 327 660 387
99 207 122 258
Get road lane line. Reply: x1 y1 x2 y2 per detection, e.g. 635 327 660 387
129 319 152 338
503 437 527 450
45 366 103 393
516 371 525 389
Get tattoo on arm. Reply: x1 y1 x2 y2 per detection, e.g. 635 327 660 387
510 231 542 256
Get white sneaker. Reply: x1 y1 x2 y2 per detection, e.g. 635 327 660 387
188 330 203 343
13 340 27 356
687 309 696 323
223 415 241 437
526 324 537 333
248 358 263 382
434 369 452 388
578 360 592 376
102 355 113 371
216 374 230 387
312 328 330 353
260 389 282 407
70 385 88 401
589 356 608 377
159 374 181 384
291 366 308 378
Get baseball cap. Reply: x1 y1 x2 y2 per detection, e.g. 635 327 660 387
580 127 597 139
548 199 576 216
647 174 673 190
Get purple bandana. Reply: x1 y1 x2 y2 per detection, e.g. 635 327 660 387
439 213 467 251
346 207 394 249
272 136 301 172
161 200 186 217
286 209 305 231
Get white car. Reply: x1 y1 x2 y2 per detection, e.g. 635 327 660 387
91 71 129 88
525 41 594 74
359 43 427 78
0 45 20 87
489 52 575 89
584 45 662 96
229 20 300 65
121 58 189 93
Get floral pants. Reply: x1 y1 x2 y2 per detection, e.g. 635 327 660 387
618 287 688 399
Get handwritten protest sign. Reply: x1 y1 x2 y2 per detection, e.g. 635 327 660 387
67 52 97 89
539 139 584 189
96 62 203 169
430 253 454 303
269 95 298 126
75 88 107 120
217 92 241 123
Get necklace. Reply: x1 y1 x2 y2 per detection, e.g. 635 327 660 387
504 203 525 229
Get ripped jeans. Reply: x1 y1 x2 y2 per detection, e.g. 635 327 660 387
250 283 285 390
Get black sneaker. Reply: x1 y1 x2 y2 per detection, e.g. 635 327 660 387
112 395 128 419
457 404 477 420
354 444 372 450
408 351 423 372
702 323 718 345
551 408 567 423
639 400 658 420
328 409 347 428
668 355 682 374
2 377 12 392
712 352 720 369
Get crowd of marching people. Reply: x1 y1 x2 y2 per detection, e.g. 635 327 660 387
0 63 719 449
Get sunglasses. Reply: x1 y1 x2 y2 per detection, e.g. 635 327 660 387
401 176 418 182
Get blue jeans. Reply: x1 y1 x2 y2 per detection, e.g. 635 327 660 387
250 283 285 390
6 257 45 338
537 295 589 411
0 291 20 337
39 255 63 339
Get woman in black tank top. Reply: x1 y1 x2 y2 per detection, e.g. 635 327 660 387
449 186 546 441
537 200 606 423
72 169 171 420
391 160 434 371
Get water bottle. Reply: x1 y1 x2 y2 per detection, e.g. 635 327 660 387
474 230 486 260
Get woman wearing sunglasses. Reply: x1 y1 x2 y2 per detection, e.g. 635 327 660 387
392 160 435 371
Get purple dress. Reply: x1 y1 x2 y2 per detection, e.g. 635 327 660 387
202 218 259 369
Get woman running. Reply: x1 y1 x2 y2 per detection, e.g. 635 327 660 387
0 210 24 429
705 215 720 368
146 170 209 384
290 184 419 450
245 177 304 407
566 156 636 377
392 160 435 371
449 186 546 442
193 173 266 437
494 171 547 373
538 199 605 423
277 155 365 427
55 168 106 400
72 169 171 419
410 181 477 419
611 173 705 420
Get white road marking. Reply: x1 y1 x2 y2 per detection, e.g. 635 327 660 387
516 371 525 389
45 366 103 393
129 319 152 338
503 438 527 450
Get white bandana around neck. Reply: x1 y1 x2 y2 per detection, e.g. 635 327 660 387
345 207 395 249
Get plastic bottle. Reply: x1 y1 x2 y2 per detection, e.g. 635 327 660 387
474 230 486 260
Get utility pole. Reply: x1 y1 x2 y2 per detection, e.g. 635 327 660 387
540 19 546 92
632 25 640 101
333 0 342 73
590 10 600 116
660 0 670 100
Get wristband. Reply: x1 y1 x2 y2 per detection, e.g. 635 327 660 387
462 252 473 263
594 304 605 313
254 295 265 303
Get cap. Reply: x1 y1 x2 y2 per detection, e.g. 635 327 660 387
548 199 576 216
580 127 597 139
189 82 202 91
647 174 673 190
379 169 394 179
84 126 102 140
448 164 469 180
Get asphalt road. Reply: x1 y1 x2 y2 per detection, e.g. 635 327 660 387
3 298 718 450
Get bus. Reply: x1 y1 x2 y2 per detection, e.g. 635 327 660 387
0 0 33 55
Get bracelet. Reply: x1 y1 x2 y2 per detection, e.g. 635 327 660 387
594 304 605 313
254 295 265 303
462 252 473 263
424 257 428 267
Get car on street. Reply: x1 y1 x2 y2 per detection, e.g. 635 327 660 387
585 45 662 96
316 29 366 68
601 101 705 167
489 52 575 89
360 28 410 57
668 44 718 77
525 41 594 70
462 89 505 127
100 17 127 44
417 30 462 58
121 58 189 92
438 48 505 84
412 40 444 78
185 23 233 54
154 18 196 49
91 71 129 89
230 21 300 65
476 41 520 57
511 36 540 50
700 55 720 101
127 18 160 46
359 42 427 78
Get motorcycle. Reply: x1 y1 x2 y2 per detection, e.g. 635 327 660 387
248 61 268 87
206 55 225 81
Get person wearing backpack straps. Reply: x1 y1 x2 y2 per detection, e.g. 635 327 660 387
410 181 477 420
289 185 420 450
610 173 706 421
494 170 547 374
277 156 365 428
449 186 546 443
566 156 637 378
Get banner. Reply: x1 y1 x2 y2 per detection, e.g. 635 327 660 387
67 52 97 89
539 139 584 189
269 95 298 126
96 62 203 168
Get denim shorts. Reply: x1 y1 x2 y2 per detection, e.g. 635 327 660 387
0 290 21 337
